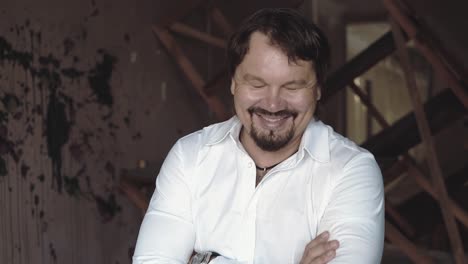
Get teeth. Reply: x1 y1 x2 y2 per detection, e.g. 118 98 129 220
257 114 286 122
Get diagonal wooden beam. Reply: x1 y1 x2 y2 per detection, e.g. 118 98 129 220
390 16 466 263
386 200 416 237
349 79 468 233
170 22 226 49
210 7 234 37
385 220 435 263
361 89 464 159
324 31 396 102
152 25 230 121
156 0 208 27
384 0 468 109
120 178 149 216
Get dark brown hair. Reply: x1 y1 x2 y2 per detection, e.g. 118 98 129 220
227 8 330 86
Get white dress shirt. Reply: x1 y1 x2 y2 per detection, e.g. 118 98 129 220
133 116 384 264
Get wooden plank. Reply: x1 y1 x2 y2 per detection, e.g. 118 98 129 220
385 0 468 108
386 201 416 237
119 179 148 216
155 0 207 27
390 16 466 264
323 31 396 102
210 7 234 37
152 25 229 121
170 22 226 49
385 220 435 264
349 82 389 129
361 89 464 158
349 73 468 233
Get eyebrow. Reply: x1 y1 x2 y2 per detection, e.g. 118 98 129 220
242 74 311 86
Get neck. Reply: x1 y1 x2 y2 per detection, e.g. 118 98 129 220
240 128 302 169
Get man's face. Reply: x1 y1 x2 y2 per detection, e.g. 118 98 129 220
231 32 321 152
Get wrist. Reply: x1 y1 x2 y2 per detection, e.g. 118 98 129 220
190 251 220 264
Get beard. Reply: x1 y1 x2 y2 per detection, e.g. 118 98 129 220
248 107 298 152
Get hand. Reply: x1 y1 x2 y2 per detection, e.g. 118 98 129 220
300 231 340 264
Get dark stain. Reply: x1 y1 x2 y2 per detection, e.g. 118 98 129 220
0 36 33 70
69 143 83 161
0 116 19 162
26 124 33 135
88 49 117 106
64 176 80 197
61 67 84 80
25 19 30 27
75 165 86 178
39 210 44 219
0 156 6 177
124 33 130 43
63 38 75 56
34 195 39 205
132 132 141 140
38 174 45 182
95 193 121 222
123 116 130 127
108 122 119 129
105 161 115 179
30 183 35 192
1 93 21 113
90 9 99 17
20 163 30 178
38 53 60 68
46 91 70 193
0 111 7 124
73 56 79 63
49 243 57 263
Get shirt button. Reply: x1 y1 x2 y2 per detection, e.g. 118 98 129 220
248 162 253 168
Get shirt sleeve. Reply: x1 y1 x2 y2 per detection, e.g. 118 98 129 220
317 152 385 263
133 141 195 264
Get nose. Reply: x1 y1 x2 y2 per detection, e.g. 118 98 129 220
263 86 284 112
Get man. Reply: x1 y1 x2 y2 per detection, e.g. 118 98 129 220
133 8 384 264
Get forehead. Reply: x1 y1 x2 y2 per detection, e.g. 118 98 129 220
237 32 315 82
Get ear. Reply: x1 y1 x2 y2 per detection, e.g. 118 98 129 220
230 79 236 95
316 87 322 101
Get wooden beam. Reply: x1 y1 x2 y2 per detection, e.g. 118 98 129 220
385 220 435 264
323 31 396 102
390 16 466 264
170 22 226 49
349 82 389 129
349 77 468 236
203 69 229 96
120 178 149 216
361 89 464 158
152 25 230 121
386 200 416 237
210 7 234 37
156 0 207 27
384 0 468 109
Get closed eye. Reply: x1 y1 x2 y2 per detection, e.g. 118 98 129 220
249 82 267 88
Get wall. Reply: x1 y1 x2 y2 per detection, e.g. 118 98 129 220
0 0 216 263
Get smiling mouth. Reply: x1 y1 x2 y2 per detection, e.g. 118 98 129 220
253 112 294 129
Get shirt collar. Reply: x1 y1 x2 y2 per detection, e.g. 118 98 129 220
205 116 242 146
204 116 330 163
300 118 330 163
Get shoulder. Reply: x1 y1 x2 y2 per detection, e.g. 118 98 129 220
327 126 377 170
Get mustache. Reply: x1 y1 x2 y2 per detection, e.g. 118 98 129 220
247 107 298 118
